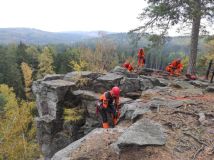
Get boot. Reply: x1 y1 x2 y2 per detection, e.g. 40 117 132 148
102 122 109 129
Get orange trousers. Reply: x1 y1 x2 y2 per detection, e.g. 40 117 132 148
138 57 145 67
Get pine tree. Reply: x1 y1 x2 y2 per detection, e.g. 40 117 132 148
21 62 33 99
133 0 214 75
37 47 55 79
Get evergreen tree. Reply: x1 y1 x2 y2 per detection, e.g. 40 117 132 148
0 45 25 98
16 42 28 65
54 48 80 73
25 45 39 70
37 47 55 79
133 0 214 75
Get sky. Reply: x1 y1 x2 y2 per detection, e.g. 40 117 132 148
1 0 213 36
0 0 148 33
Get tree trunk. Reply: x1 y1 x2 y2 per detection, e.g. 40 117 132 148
187 1 201 75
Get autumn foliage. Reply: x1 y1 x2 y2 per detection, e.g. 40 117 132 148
0 84 40 159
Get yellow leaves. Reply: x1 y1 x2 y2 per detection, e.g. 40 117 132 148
0 84 18 115
37 46 55 79
63 108 84 122
21 62 33 99
198 39 214 69
0 84 39 159
69 59 88 72
94 37 117 71
67 36 118 73
181 56 189 71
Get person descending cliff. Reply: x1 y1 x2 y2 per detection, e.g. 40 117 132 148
137 48 145 67
96 86 120 129
165 58 183 76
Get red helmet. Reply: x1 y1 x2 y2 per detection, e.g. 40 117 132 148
111 86 120 97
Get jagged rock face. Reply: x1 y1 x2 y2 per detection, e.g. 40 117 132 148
33 66 213 159
32 78 77 158
32 79 75 119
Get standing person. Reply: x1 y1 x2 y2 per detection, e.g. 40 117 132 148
166 58 183 76
97 86 120 128
138 48 145 67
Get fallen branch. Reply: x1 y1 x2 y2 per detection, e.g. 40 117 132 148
172 111 198 117
183 132 208 146
192 145 205 160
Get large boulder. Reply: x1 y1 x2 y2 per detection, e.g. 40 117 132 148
110 66 138 78
140 79 154 90
64 71 102 91
120 77 141 95
64 71 101 81
32 79 75 119
120 100 151 121
189 80 210 88
169 80 195 89
52 128 125 160
93 73 124 93
140 75 167 87
112 119 166 152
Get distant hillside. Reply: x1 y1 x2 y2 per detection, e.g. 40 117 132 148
0 28 104 44
0 28 206 55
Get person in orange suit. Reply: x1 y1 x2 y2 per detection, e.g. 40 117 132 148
138 48 145 67
166 58 183 76
123 61 134 72
97 86 120 128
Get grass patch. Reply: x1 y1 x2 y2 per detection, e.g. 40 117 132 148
63 108 84 122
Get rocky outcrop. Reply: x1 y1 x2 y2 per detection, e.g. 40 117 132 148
52 128 125 160
33 66 213 159
32 78 78 158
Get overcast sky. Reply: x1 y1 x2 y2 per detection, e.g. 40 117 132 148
1 0 213 36
0 0 148 32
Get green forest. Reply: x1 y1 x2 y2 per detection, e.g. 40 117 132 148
0 32 213 159
0 0 214 159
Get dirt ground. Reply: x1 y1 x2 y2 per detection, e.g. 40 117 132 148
69 89 214 160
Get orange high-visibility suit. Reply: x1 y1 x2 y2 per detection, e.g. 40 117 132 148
166 59 183 76
138 48 145 67
123 62 134 72
97 87 120 128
